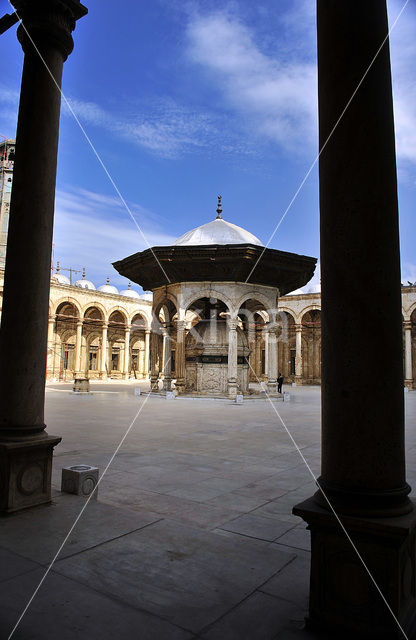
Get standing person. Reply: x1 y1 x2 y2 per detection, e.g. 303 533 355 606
277 372 284 394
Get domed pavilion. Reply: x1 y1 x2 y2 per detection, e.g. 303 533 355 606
113 197 316 397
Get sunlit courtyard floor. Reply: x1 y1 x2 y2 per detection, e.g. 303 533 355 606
1 382 415 639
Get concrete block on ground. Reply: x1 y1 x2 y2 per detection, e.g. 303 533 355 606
235 394 244 404
166 391 175 400
61 465 99 499
283 392 291 402
134 387 141 396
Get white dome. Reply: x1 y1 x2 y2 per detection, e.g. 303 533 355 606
140 293 153 301
120 288 140 299
98 284 119 294
74 278 96 290
173 217 263 247
52 273 70 285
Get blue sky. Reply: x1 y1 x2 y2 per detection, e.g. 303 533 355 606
0 0 415 293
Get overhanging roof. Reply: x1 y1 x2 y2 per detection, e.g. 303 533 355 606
113 244 317 296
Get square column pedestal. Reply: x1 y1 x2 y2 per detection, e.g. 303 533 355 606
0 435 61 514
293 497 416 639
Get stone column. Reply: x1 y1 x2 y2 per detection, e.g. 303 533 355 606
174 320 186 395
150 330 160 392
295 324 302 385
144 329 150 378
267 326 277 392
100 323 108 379
263 330 269 380
162 326 172 392
227 318 238 397
46 316 55 377
73 320 83 376
404 321 413 389
248 324 256 382
123 325 131 379
293 3 416 637
0 1 87 513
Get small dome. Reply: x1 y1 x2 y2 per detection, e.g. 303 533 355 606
98 277 119 295
173 197 262 247
74 268 95 290
140 292 153 301
52 273 70 285
119 282 141 299
75 279 96 290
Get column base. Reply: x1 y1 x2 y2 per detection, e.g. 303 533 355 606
293 496 416 639
228 379 238 398
150 376 159 392
0 433 62 514
163 377 172 392
295 375 303 386
174 378 185 395
405 380 414 390
268 380 277 393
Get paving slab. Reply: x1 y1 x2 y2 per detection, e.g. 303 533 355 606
219 512 298 542
1 568 193 640
53 518 296 634
0 493 162 564
200 590 306 640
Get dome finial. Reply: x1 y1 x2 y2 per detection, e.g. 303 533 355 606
56 261 60 273
216 195 222 220
128 281 131 289
82 267 86 280
106 276 110 285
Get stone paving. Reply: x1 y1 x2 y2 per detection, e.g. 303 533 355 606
1 382 415 639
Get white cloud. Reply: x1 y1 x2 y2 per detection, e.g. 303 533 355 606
64 96 219 159
186 10 318 152
53 187 175 289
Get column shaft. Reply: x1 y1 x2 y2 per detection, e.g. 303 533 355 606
227 319 238 397
295 325 302 383
100 324 108 377
144 329 150 377
74 321 83 374
316 0 407 505
175 321 186 394
162 328 172 392
267 328 277 392
123 327 130 379
404 322 413 386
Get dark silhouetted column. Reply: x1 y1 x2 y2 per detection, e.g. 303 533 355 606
0 1 87 513
293 2 416 637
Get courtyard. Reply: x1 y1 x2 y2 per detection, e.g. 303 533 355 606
1 383 415 639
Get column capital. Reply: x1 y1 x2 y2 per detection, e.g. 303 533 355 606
295 324 302 333
145 328 151 335
176 320 186 332
403 321 412 331
13 0 88 60
124 324 131 332
102 322 108 330
228 318 239 331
